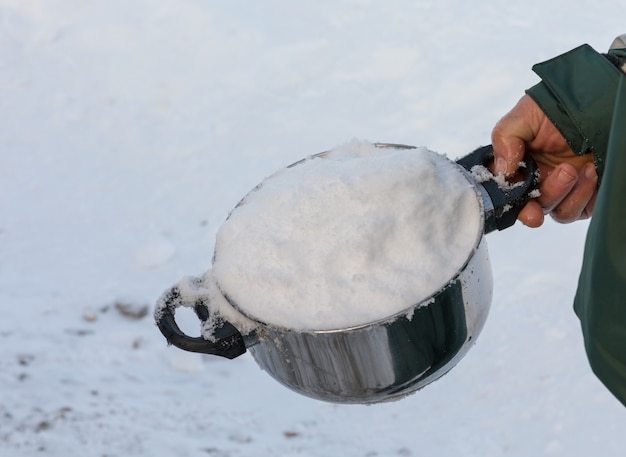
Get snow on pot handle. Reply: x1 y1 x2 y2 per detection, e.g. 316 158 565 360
456 144 539 233
155 144 539 359
156 285 247 359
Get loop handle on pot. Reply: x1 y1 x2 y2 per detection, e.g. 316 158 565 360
456 145 539 233
155 286 247 360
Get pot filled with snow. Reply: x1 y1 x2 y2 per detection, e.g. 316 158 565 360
155 141 537 404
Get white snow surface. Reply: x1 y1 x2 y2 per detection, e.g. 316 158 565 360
2 1 625 456
213 142 481 331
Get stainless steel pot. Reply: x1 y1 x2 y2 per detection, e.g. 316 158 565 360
155 144 537 404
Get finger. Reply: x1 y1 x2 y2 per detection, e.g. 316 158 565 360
491 96 538 176
550 163 598 223
535 163 578 213
492 134 526 177
492 119 528 177
581 163 598 219
518 200 545 228
583 184 598 218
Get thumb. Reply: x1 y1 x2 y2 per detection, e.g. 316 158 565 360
491 96 540 177
492 135 525 177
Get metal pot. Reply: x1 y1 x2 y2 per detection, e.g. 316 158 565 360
155 144 537 404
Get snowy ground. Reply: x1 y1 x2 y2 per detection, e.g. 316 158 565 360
2 1 626 456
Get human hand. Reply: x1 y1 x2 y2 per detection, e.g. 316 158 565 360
491 95 598 227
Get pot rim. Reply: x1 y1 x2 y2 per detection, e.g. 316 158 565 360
214 142 488 334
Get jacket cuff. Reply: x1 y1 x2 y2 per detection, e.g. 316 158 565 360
525 44 624 179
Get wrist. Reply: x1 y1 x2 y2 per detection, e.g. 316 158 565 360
526 44 624 180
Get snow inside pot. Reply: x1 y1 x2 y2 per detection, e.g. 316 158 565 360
155 141 537 404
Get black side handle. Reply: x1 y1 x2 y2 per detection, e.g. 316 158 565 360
155 286 247 360
456 145 539 232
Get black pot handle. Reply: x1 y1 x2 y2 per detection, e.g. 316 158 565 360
155 285 247 360
456 145 539 233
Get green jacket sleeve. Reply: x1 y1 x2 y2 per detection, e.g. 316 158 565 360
526 44 625 179
574 76 626 407
526 43 626 406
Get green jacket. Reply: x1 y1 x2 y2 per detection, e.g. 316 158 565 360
526 42 626 406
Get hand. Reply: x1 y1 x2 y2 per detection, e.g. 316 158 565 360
491 95 598 227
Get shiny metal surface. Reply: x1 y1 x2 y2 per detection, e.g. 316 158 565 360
247 239 492 404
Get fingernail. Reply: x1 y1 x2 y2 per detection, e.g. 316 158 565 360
556 167 576 185
495 157 506 175
584 163 597 180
